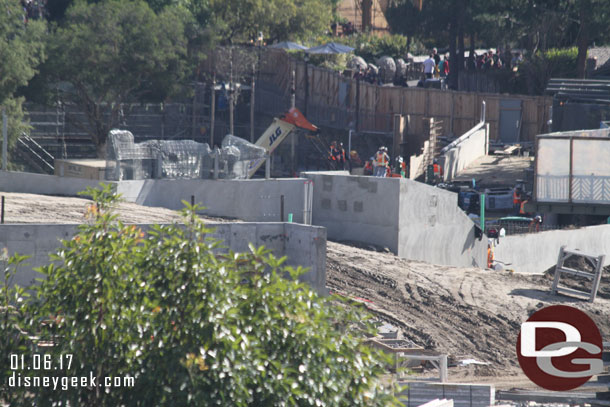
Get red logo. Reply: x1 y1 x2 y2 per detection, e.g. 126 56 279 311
516 305 603 391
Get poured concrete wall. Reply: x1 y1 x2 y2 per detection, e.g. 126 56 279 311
115 178 310 223
0 172 312 224
302 173 486 268
0 222 327 293
0 170 103 197
494 224 610 274
442 123 488 182
397 180 487 268
302 173 400 252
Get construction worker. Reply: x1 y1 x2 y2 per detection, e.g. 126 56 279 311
363 158 373 175
373 146 389 177
432 159 443 183
328 141 341 169
339 142 348 170
513 187 522 214
487 239 494 268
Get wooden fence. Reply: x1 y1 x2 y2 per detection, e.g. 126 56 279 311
259 49 552 142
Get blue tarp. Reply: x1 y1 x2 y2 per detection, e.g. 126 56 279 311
306 42 354 54
268 41 307 50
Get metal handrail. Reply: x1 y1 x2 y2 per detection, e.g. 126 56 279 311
21 134 55 162
17 135 54 171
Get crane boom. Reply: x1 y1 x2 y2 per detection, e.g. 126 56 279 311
246 108 317 178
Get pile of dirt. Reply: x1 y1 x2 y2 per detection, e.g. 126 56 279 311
326 241 610 381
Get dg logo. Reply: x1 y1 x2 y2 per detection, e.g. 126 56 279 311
516 305 603 391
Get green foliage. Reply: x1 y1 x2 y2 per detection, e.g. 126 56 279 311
208 0 334 44
2 184 400 406
42 0 190 156
0 0 46 167
0 96 33 170
0 250 32 405
352 34 409 61
0 0 46 104
518 47 579 94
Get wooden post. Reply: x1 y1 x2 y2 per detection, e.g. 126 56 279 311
250 65 256 142
291 68 296 174
439 354 448 383
393 114 405 160
192 83 198 139
210 73 216 148
229 53 234 136
355 77 360 132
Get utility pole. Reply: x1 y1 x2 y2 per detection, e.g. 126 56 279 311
291 68 296 175
2 107 7 171
210 72 216 147
250 64 255 142
229 48 234 136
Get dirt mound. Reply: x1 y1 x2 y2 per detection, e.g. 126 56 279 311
326 241 610 377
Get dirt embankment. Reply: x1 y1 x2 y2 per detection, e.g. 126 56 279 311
325 241 610 381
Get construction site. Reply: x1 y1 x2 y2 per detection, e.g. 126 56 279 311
4 44 610 406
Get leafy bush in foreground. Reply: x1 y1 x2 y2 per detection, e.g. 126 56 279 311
2 184 399 407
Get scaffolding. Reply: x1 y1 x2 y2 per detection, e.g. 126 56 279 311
105 130 266 181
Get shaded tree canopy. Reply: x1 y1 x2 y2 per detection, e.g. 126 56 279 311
0 0 46 167
42 0 190 155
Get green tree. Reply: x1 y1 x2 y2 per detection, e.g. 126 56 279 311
574 0 610 78
208 0 334 44
8 184 400 406
43 0 190 157
0 0 46 167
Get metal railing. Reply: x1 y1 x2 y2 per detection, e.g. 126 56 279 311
536 174 610 203
17 134 55 173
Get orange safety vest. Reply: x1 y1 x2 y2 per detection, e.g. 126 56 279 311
513 190 520 205
487 247 494 268
375 152 388 166
433 163 442 176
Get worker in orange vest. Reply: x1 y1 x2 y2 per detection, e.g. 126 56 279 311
487 239 494 268
513 187 522 213
373 146 389 177
431 159 443 183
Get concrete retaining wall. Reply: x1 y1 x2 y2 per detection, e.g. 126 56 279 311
494 224 610 274
442 123 488 182
116 178 310 223
0 172 312 224
0 170 103 197
0 222 327 293
303 173 400 252
397 180 487 268
302 173 486 268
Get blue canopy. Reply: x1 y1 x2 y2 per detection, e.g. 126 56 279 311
306 42 355 54
268 41 307 50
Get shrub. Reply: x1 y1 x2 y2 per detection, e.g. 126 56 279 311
2 184 400 407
